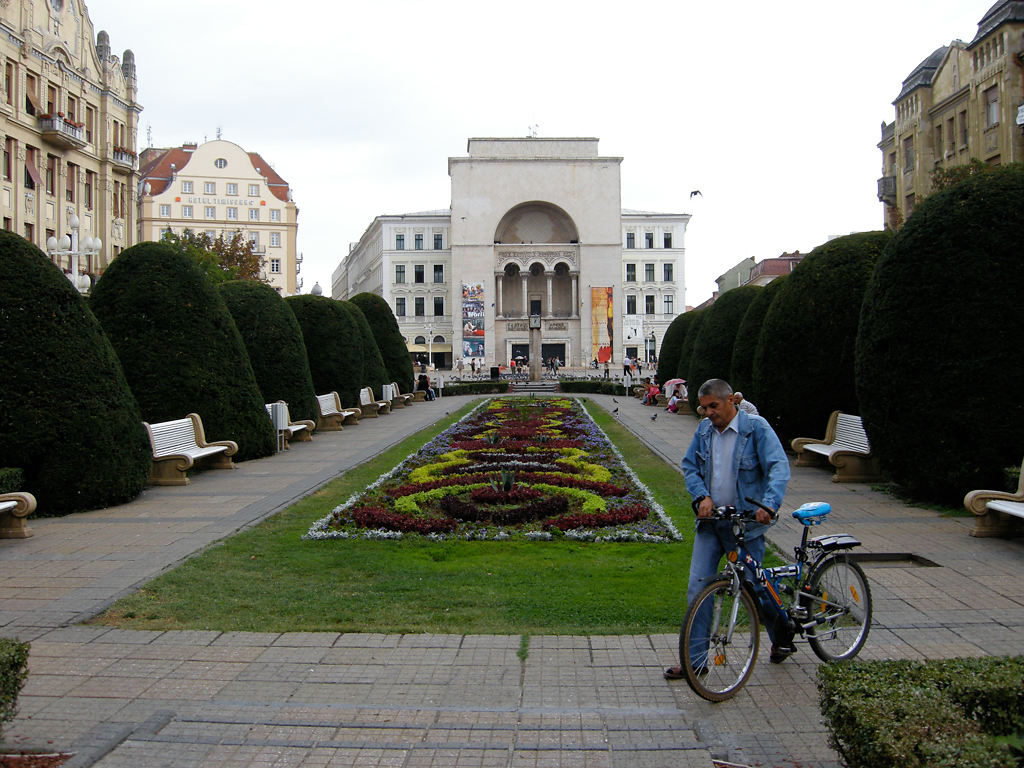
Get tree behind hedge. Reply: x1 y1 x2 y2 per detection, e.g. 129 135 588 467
856 166 1024 503
0 231 151 513
350 292 414 393
676 309 706 409
286 295 362 407
218 280 317 422
687 286 760 412
90 241 275 462
730 276 787 396
753 231 890 445
655 311 694 388
338 300 390 399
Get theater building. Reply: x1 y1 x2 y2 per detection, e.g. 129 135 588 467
332 137 689 369
1 0 140 281
137 139 301 294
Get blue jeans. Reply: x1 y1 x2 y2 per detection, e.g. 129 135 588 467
682 519 778 666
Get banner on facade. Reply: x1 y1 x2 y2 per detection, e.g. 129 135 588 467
461 283 485 359
591 287 613 363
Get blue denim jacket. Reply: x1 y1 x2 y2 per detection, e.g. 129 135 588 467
681 409 790 519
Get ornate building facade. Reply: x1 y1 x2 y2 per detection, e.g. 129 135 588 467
333 137 689 369
1 0 140 280
137 139 301 294
878 1 1024 227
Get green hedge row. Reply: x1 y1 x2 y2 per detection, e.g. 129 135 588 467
687 285 760 412
558 380 628 396
0 639 29 739
0 468 24 495
442 381 511 396
818 657 1024 768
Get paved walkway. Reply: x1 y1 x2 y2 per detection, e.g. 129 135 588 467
0 391 1021 767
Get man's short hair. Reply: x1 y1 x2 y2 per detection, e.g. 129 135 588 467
698 378 733 399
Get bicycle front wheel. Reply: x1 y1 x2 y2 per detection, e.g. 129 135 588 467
681 579 760 702
802 556 872 662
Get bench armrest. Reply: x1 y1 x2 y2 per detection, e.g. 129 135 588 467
188 413 238 456
791 410 840 453
0 492 37 519
964 457 1024 516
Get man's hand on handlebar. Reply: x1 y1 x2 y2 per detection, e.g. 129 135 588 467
696 495 715 519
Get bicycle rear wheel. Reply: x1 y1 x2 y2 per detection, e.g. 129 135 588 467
682 578 760 702
802 555 872 662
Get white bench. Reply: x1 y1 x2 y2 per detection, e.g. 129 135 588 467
791 411 880 483
143 413 238 486
389 381 414 408
314 392 360 431
359 386 391 417
265 401 315 449
964 457 1024 538
0 491 36 539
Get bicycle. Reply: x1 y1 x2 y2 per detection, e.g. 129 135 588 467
681 498 872 702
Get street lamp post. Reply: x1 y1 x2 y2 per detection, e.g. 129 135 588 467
649 331 657 364
46 213 100 293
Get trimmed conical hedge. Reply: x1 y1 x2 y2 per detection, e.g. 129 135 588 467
286 295 362 407
677 309 707 410
687 286 760 411
753 231 890 445
0 231 150 513
730 276 787 396
856 167 1024 503
655 311 694 389
218 280 317 422
338 300 389 400
89 241 275 462
350 292 414 393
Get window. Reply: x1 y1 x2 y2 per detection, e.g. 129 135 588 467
644 263 655 282
204 230 215 240
249 208 259 221
2 137 9 181
530 298 542 316
270 209 281 222
182 205 193 218
626 232 635 249
85 105 95 143
985 85 999 128
946 117 955 154
24 73 38 116
227 207 238 220
270 258 281 274
395 265 406 283
46 84 56 114
663 263 673 282
205 206 216 218
270 232 281 247
626 294 637 314
181 181 193 194
626 263 636 282
415 234 423 250
45 155 56 195
959 110 968 147
65 162 76 202
434 234 443 249
414 264 425 283
249 184 259 196
645 295 655 315
433 264 444 283
903 136 914 172
24 146 38 191
414 297 425 316
433 296 444 316
226 183 238 196
4 62 12 106
214 158 227 169
644 232 654 248
395 297 406 316
66 95 77 123
248 232 259 248
396 234 405 250
664 232 672 248
84 170 94 209
204 182 215 194
664 295 674 315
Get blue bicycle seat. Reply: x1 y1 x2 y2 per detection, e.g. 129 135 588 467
792 501 831 526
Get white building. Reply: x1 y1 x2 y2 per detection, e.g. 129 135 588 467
333 137 689 369
137 139 300 294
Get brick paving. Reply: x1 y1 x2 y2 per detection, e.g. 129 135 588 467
0 389 1021 767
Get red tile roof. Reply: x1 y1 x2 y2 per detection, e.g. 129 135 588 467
139 147 195 195
248 151 290 202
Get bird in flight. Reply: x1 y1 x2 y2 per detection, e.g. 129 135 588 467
690 190 702 198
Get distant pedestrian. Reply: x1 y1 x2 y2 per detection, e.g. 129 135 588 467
603 361 610 379
734 391 759 416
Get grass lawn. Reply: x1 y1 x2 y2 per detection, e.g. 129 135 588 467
91 397 697 635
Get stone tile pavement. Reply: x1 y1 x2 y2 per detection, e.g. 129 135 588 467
0 390 1021 767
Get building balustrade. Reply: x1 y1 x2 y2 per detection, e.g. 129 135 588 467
877 176 896 204
39 115 87 150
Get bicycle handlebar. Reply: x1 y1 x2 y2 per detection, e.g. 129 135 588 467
692 497 779 522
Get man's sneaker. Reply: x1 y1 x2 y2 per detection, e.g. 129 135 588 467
769 644 796 664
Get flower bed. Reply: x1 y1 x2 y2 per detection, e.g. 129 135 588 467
306 397 680 542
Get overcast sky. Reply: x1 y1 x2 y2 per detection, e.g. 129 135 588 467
88 0 987 304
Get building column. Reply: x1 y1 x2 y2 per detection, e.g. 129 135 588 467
495 273 503 317
545 270 553 318
571 272 579 318
521 273 528 316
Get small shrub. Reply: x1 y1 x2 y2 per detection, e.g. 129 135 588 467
350 292 415 394
818 657 1024 768
90 242 275 462
0 638 29 739
218 280 317 422
558 380 626 396
443 381 510 395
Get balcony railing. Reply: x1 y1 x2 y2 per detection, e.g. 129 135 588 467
111 148 136 170
877 176 896 204
39 115 87 150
